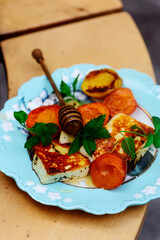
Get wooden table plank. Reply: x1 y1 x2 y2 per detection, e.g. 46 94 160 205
0 172 147 240
1 12 155 99
0 12 155 240
0 0 122 39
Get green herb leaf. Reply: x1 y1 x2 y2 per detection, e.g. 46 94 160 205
83 115 106 133
72 74 80 93
41 134 52 146
30 122 45 136
29 122 59 146
144 133 154 148
60 80 72 97
152 116 160 132
130 124 140 130
153 129 160 148
24 135 40 149
68 114 111 155
68 133 82 155
120 116 160 154
14 110 59 148
121 136 136 160
14 111 28 125
44 123 59 135
60 74 80 102
83 134 96 156
130 124 146 135
92 128 111 139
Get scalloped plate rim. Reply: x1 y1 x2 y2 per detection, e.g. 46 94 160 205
0 63 160 215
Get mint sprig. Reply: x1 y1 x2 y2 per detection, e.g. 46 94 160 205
60 74 80 102
120 133 136 160
130 124 146 135
14 111 59 149
68 114 111 156
120 116 160 160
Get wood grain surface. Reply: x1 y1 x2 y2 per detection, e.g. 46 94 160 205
1 12 155 99
0 0 122 39
0 12 155 240
0 173 148 240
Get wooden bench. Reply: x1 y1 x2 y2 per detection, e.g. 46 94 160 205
0 0 122 40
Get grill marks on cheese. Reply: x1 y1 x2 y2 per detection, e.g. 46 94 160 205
34 141 89 174
30 140 90 184
93 114 154 163
93 138 115 159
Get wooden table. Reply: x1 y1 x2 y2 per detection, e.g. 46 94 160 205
1 12 155 99
0 0 122 39
0 12 155 240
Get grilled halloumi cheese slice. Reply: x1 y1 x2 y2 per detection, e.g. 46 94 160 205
28 140 90 184
93 113 154 163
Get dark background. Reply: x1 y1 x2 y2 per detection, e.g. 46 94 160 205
122 0 160 85
0 1 160 238
122 1 160 239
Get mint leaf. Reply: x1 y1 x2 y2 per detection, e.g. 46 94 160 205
44 123 59 135
144 133 154 148
29 122 59 144
83 114 106 133
82 115 109 155
60 80 72 97
93 128 111 139
72 74 80 93
41 134 52 146
24 135 40 148
30 122 45 136
130 124 146 135
121 136 136 160
83 135 96 156
152 116 160 132
14 111 28 125
60 75 80 101
130 124 141 130
153 129 160 148
68 133 82 155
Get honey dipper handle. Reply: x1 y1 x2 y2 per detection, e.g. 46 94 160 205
32 48 65 106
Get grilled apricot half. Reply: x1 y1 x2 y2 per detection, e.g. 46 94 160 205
81 68 122 98
90 153 127 189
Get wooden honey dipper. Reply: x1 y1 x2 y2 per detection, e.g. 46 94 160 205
32 48 83 136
